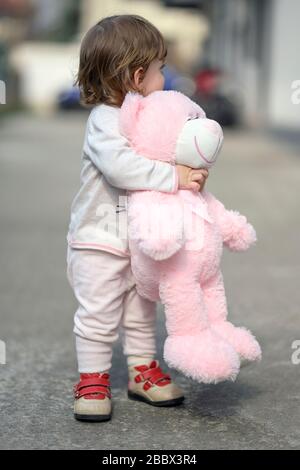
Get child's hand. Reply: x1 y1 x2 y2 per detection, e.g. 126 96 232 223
176 165 209 192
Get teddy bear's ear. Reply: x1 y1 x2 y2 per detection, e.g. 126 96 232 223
119 92 144 141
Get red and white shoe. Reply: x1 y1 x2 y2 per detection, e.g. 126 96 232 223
128 359 185 407
73 372 112 422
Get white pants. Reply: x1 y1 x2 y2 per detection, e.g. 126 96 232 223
67 247 157 373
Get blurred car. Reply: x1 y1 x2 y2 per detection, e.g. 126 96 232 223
192 68 239 127
57 86 82 110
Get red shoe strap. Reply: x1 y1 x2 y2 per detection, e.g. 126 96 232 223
74 373 111 400
134 362 171 387
74 385 111 399
76 376 110 390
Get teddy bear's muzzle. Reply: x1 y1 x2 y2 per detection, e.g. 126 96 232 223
175 117 224 169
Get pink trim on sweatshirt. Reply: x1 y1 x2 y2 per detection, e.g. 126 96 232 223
68 240 130 257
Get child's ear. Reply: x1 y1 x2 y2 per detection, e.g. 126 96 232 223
119 92 144 141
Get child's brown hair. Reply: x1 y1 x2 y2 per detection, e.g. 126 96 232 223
76 14 167 107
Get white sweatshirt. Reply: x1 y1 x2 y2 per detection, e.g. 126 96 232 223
67 103 178 257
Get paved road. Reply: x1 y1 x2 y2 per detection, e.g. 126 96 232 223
0 113 300 450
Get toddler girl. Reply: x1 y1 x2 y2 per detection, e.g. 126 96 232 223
67 14 208 422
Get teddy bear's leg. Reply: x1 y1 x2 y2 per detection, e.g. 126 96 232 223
202 271 261 363
158 270 240 383
129 244 160 302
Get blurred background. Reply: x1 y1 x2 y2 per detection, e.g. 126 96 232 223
1 0 300 450
1 0 300 131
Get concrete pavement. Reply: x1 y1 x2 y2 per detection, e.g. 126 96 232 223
0 112 300 449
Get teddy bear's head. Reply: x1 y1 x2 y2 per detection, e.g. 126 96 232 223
119 90 223 169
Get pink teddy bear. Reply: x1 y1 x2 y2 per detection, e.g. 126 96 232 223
119 90 261 384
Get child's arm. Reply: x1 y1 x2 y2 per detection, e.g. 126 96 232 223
86 108 177 193
85 108 206 193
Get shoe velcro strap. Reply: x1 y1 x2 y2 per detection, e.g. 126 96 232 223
142 367 170 381
74 385 111 399
148 371 171 385
135 367 171 385
76 377 110 391
134 374 144 383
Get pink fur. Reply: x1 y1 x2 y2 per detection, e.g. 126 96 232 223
127 191 185 260
119 91 261 383
120 90 205 163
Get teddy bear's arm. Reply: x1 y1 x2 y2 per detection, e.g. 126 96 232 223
128 192 185 260
206 192 257 252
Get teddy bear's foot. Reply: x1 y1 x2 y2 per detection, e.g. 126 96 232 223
163 329 240 384
211 321 262 364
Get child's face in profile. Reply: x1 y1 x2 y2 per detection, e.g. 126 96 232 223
135 59 165 96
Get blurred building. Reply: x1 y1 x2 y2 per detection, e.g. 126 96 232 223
0 0 33 106
79 0 209 73
1 0 299 132
1 0 80 112
5 0 209 112
202 0 300 131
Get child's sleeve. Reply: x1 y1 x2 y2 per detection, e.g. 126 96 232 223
85 109 178 193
